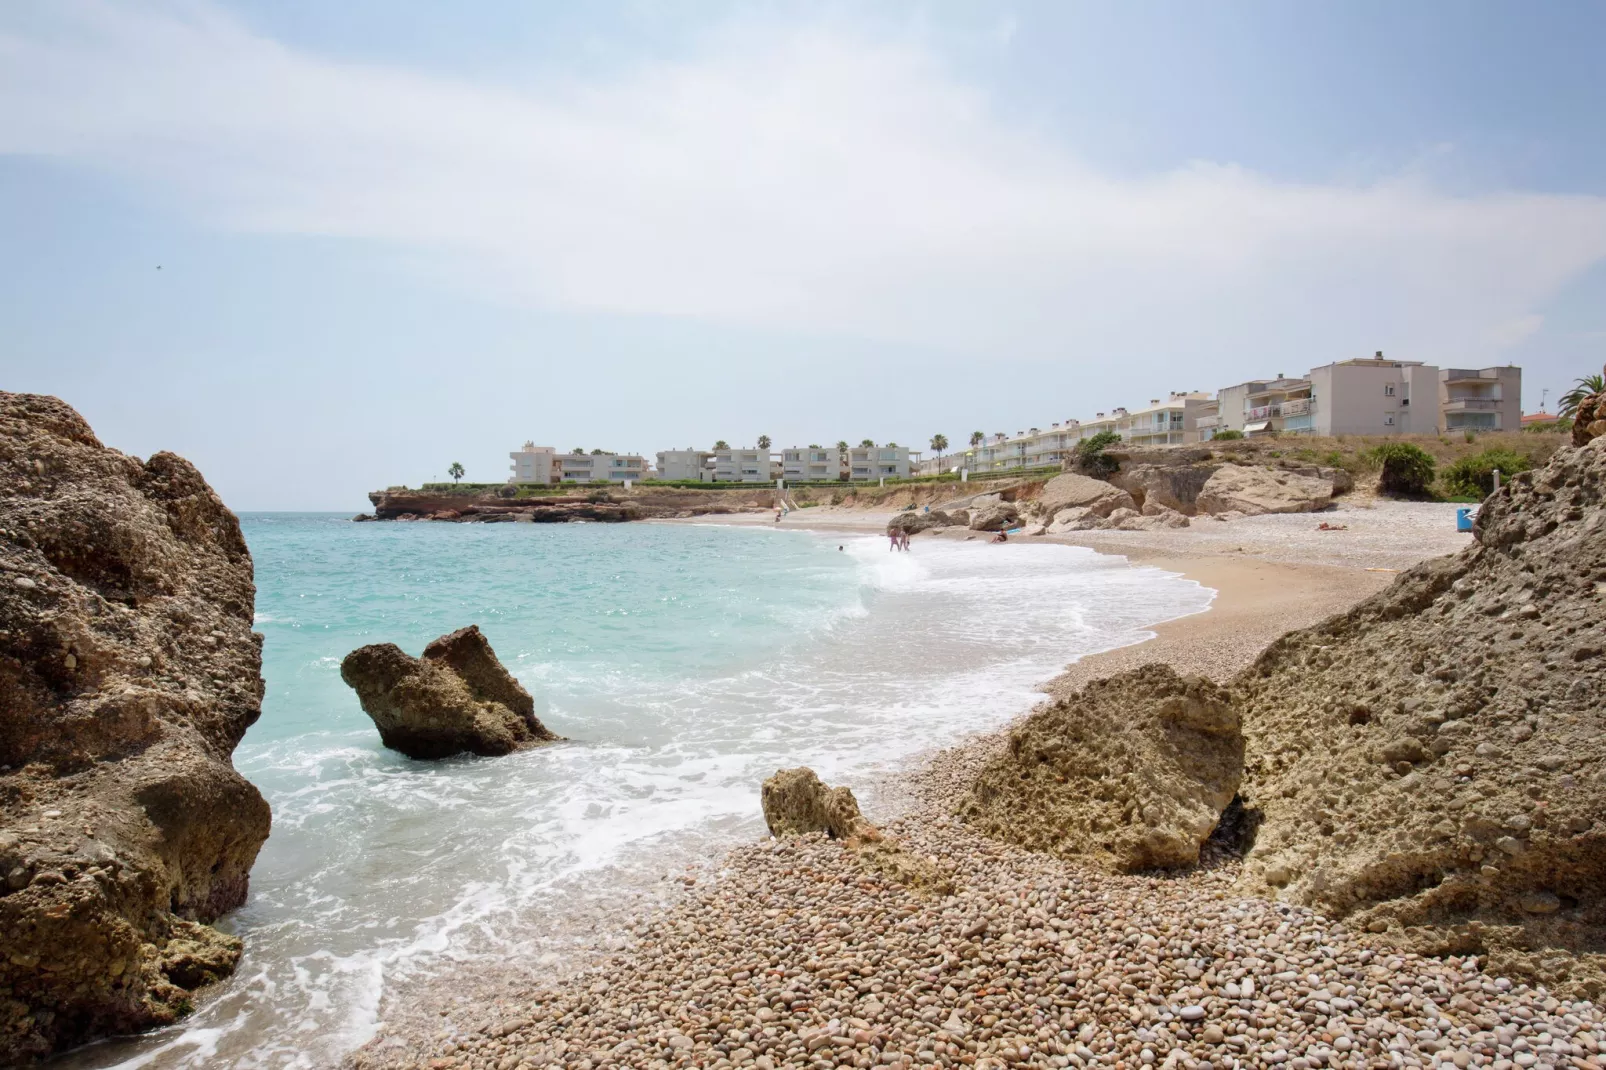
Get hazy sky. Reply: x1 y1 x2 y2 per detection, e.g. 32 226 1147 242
3 0 1605 510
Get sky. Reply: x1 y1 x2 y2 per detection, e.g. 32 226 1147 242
3 0 1605 511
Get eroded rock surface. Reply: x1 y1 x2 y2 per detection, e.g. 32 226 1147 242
966 502 1020 532
1195 463 1335 516
1034 472 1136 522
961 666 1242 872
0 392 271 1062
887 510 953 536
966 439 1606 996
1231 437 1606 995
341 625 558 759
760 768 950 892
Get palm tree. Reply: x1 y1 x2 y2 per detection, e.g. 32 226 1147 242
757 435 772 450
713 440 730 450
835 440 849 451
969 431 984 449
448 462 465 484
1560 373 1606 419
930 433 948 471
570 447 585 455
860 438 875 448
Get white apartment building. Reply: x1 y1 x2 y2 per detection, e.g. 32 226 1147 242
656 449 713 481
848 445 913 480
781 447 842 482
1119 392 1216 446
508 442 557 484
713 447 771 483
1439 366 1521 432
553 450 647 483
1306 355 1438 436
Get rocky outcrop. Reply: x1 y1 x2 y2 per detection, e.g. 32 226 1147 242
1573 367 1606 446
1195 463 1335 516
967 502 1020 532
887 510 954 536
0 393 271 1062
1109 463 1218 515
342 626 558 759
966 438 1606 996
760 768 951 893
961 667 1242 872
1034 472 1136 522
761 768 877 843
366 486 777 523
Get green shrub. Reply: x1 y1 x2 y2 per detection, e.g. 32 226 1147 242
1074 430 1122 477
1440 448 1532 498
1367 443 1436 495
1211 429 1244 441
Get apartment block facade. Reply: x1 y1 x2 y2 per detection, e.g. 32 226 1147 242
781 447 842 482
510 443 646 483
655 449 713 481
848 445 912 480
1440 366 1522 432
1306 357 1438 436
712 447 771 483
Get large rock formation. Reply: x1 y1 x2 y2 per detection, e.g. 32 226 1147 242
1195 463 1335 516
965 438 1606 996
0 393 271 1062
341 626 558 759
961 666 1242 872
967 501 1020 532
1230 436 1606 994
887 510 954 536
1034 472 1136 522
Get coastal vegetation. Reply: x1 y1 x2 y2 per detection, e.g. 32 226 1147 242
1439 446 1533 497
448 461 464 483
1560 372 1606 419
1366 441 1436 495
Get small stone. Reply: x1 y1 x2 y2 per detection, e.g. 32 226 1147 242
1200 1026 1225 1045
1495 836 1526 856
1517 891 1561 915
1179 1006 1206 1021
13 576 36 589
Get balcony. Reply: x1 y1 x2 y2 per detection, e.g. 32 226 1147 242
1443 368 1493 383
1444 397 1502 411
1279 398 1316 417
1246 405 1279 421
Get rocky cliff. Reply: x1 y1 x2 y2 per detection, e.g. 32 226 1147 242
363 485 777 522
965 437 1606 996
0 393 270 1061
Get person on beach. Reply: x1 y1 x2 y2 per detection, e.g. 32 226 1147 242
775 508 783 523
888 531 899 551
992 529 1008 543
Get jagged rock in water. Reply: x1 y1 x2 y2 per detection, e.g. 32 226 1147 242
761 768 877 843
961 666 1242 872
341 625 558 759
1230 436 1606 996
0 392 271 1062
1195 463 1335 515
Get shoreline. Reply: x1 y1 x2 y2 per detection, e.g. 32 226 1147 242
346 510 1494 1069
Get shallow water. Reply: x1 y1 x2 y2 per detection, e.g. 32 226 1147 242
55 517 1213 1069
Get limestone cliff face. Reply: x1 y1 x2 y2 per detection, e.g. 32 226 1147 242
0 393 271 1062
964 438 1606 997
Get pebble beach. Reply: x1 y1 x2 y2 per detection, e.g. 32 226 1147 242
351 502 1605 1070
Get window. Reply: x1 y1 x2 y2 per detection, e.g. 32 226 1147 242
1384 384 1396 396
1384 414 1395 426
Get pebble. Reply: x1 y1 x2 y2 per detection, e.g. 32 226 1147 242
350 738 1606 1070
13 575 35 589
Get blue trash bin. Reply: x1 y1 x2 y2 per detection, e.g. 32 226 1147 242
1456 507 1473 532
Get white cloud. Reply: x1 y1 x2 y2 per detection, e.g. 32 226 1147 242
4 0 1606 369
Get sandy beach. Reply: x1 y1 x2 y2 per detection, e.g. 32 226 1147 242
336 500 1606 1070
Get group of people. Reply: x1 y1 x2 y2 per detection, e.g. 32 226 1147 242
887 527 912 551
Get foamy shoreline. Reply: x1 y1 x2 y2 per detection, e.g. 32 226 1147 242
342 508 1492 1069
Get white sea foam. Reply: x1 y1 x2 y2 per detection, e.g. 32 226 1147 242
58 524 1211 1069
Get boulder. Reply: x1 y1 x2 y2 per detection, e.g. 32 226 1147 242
0 393 271 1061
1045 507 1101 534
961 666 1242 872
341 625 558 759
967 502 1020 532
1110 463 1219 515
1035 472 1135 520
1195 464 1334 516
887 510 952 535
761 768 876 843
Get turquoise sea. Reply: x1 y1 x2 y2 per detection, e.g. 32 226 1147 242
58 516 1213 1069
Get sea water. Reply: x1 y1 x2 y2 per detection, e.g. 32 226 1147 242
56 516 1213 1069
